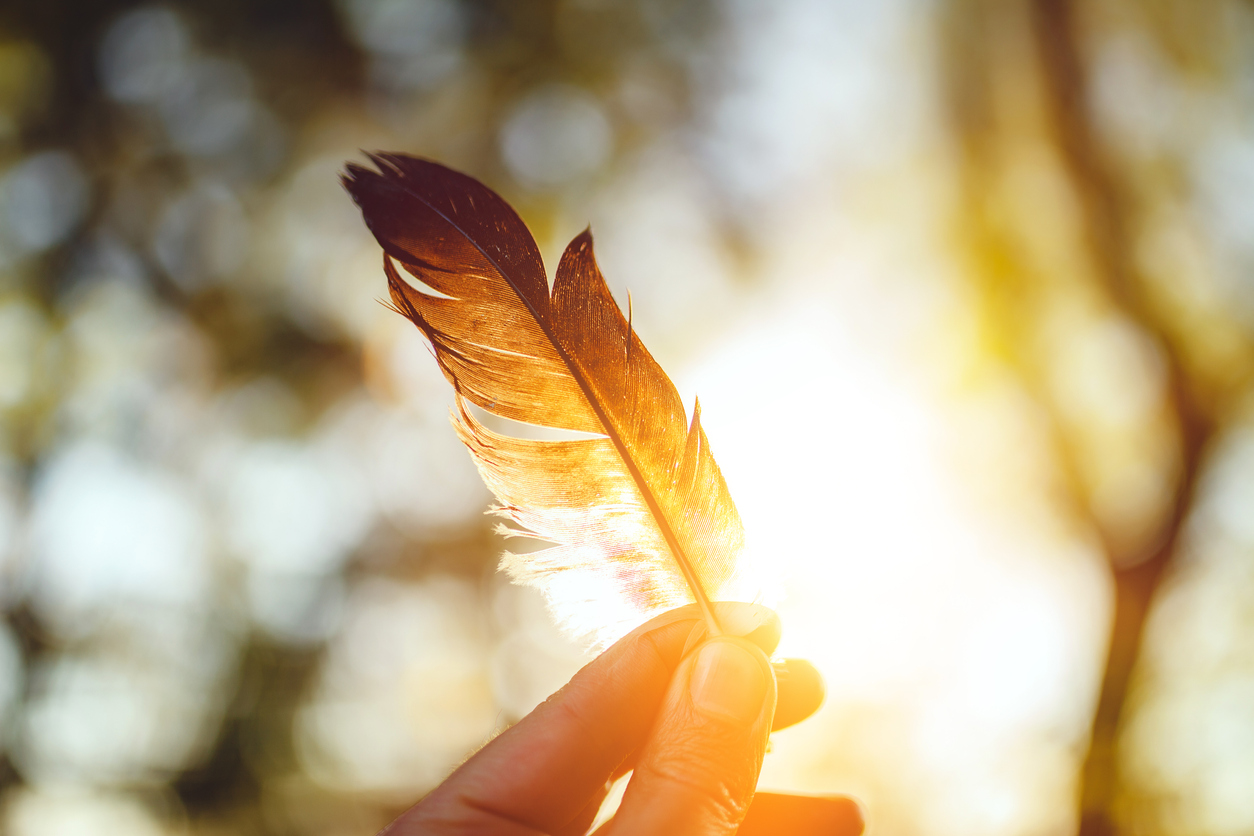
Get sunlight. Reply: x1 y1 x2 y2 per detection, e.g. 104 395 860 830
9 1 1251 833
683 280 1107 833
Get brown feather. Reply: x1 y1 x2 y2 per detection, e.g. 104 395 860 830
343 153 749 644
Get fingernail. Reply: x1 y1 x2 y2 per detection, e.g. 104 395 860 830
689 640 768 724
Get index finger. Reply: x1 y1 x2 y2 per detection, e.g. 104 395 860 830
390 602 781 836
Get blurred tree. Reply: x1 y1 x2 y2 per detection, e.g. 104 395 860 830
0 1 716 833
2 0 1252 833
943 0 1254 833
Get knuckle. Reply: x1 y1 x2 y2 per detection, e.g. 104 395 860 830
549 689 613 762
633 757 750 832
633 622 681 675
637 715 759 822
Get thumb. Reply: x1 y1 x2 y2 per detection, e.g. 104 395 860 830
601 637 776 835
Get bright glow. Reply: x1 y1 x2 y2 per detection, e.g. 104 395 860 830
338 0 464 90
152 182 248 290
489 580 590 719
3 788 168 836
317 391 489 535
678 249 1106 835
583 146 738 346
27 441 210 636
0 151 89 262
11 1 1249 833
501 85 612 188
98 6 189 104
17 650 219 785
296 577 498 797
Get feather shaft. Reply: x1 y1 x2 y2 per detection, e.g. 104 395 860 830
344 154 746 645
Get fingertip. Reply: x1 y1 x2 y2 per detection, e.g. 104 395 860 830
673 603 781 659
739 792 865 836
715 602 781 656
771 658 825 731
743 620 781 657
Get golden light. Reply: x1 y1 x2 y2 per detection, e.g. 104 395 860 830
668 209 1112 834
6 2 1254 835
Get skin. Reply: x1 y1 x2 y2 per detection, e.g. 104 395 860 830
380 603 864 836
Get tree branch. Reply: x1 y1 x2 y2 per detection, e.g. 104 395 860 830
1027 1 1214 833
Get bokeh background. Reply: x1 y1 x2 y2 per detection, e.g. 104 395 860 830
0 0 1252 834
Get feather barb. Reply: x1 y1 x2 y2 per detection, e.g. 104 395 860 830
343 154 748 645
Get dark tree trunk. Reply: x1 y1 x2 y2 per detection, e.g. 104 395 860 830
1027 1 1214 833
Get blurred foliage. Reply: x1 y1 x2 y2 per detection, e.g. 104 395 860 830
0 1 1251 835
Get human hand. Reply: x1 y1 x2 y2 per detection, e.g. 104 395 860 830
380 603 864 835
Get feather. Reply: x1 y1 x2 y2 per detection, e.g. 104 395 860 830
342 153 755 646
